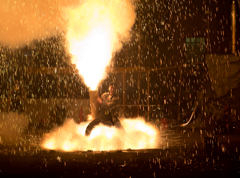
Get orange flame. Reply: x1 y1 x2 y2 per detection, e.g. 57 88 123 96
65 0 136 90
41 118 159 151
67 25 112 90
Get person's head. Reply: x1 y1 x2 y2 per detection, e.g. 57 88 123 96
108 82 117 96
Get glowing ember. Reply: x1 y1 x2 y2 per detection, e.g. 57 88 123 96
41 118 159 151
65 0 136 90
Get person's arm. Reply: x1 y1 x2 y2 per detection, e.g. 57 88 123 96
97 93 106 104
100 95 120 110
107 96 120 111
100 93 105 100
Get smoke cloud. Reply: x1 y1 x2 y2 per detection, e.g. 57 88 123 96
64 0 136 50
1 0 60 47
0 0 136 48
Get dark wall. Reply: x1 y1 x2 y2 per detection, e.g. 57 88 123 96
207 0 240 54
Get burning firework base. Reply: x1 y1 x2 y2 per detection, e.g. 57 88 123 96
0 124 240 177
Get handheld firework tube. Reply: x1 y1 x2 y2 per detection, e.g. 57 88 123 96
89 89 100 120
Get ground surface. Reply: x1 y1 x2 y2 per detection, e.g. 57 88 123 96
0 125 240 178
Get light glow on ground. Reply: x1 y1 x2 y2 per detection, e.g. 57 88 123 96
41 118 159 151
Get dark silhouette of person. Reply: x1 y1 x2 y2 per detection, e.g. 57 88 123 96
85 82 125 136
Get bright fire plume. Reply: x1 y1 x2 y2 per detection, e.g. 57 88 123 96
65 0 136 90
41 118 159 151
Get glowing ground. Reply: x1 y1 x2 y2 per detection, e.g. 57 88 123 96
41 118 159 152
0 126 240 177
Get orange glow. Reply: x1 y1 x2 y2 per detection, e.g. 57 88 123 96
41 118 159 151
67 24 112 90
65 0 136 90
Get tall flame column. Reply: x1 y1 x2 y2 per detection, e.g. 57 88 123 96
89 90 100 120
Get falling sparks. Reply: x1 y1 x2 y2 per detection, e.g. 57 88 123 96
41 118 158 151
0 112 28 145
